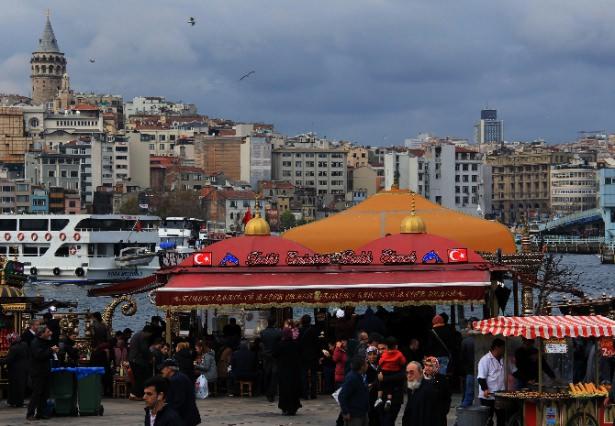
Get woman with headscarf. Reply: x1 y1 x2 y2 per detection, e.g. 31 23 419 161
422 356 451 426
273 327 302 416
3 333 29 407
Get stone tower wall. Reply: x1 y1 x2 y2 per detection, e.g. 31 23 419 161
31 52 66 105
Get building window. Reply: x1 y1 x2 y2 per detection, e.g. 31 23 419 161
48 171 55 177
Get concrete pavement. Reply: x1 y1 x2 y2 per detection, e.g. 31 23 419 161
0 394 461 425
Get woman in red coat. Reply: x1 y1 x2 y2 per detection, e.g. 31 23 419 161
332 339 348 388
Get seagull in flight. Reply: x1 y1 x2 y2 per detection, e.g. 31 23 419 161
89 58 95 63
188 17 196 26
239 70 255 81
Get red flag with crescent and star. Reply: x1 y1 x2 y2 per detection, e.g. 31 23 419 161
447 248 468 263
193 252 212 266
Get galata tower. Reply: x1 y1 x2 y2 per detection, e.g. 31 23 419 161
30 15 67 106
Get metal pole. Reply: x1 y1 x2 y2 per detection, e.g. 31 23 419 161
538 338 543 393
512 275 519 316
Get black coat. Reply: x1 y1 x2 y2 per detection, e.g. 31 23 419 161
231 346 257 378
357 308 387 336
426 374 451 426
144 404 185 426
273 339 302 414
173 348 195 379
4 341 28 406
401 380 437 426
29 336 53 378
167 372 201 426
129 331 152 367
299 325 320 365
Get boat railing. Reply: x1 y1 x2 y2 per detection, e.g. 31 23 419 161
74 227 159 232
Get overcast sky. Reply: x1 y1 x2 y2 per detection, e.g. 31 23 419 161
2 0 615 145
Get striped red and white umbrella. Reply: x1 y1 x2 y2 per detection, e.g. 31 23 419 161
473 315 615 339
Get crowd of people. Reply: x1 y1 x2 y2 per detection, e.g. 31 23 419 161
4 306 608 425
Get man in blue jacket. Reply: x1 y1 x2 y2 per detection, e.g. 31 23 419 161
338 356 369 426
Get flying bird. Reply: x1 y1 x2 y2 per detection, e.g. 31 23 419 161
239 70 255 81
188 17 196 26
89 58 95 63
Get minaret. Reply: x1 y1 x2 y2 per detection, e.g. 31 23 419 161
30 12 67 106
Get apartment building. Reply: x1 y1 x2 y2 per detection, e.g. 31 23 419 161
487 148 574 224
384 144 491 216
193 135 250 182
550 164 598 217
271 148 348 196
0 107 33 164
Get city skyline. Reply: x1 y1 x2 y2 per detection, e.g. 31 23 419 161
2 0 615 145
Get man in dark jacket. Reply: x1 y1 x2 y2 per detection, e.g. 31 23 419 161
299 314 320 399
338 356 369 426
401 361 437 426
129 325 154 399
26 325 59 420
160 359 201 426
230 340 259 394
356 307 387 336
143 376 184 426
260 317 282 402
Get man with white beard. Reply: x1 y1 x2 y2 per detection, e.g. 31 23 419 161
401 361 436 426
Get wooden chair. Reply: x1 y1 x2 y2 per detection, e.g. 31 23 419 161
113 375 129 399
239 380 253 397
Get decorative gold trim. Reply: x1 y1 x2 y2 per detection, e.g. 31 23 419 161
1 303 27 312
158 298 484 311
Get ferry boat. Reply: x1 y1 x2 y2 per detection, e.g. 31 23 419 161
158 217 206 253
0 214 160 283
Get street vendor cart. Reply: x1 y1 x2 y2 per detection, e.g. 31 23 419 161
473 315 615 426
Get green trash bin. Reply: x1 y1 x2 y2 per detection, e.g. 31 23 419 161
50 370 77 416
76 369 104 416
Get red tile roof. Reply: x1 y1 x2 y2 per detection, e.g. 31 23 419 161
71 104 99 111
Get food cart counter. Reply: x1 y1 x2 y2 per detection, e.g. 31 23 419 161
473 315 615 426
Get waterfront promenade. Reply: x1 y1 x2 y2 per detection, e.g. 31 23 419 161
0 395 460 425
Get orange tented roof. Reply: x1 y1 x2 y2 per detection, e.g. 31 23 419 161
282 189 516 254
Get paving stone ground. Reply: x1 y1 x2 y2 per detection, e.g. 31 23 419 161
0 394 461 425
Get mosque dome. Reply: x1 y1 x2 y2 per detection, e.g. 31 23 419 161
244 208 270 236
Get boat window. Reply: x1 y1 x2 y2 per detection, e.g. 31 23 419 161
0 219 16 231
0 245 7 255
54 245 69 257
50 219 69 231
8 246 18 256
39 246 48 256
164 220 187 229
23 245 38 256
19 219 48 231
88 244 95 256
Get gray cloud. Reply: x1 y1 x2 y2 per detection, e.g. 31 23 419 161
2 0 615 144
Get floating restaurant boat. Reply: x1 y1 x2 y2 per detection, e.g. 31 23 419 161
0 214 160 283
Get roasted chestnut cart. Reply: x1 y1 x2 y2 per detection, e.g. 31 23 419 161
473 315 615 426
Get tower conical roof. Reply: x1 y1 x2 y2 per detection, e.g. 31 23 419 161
36 16 60 53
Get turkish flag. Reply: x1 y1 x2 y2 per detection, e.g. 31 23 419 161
447 248 468 263
242 207 252 225
193 252 212 266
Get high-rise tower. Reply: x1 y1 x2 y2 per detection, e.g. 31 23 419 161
30 14 67 106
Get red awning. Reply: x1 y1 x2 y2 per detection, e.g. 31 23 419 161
156 269 490 308
473 315 615 339
88 275 161 297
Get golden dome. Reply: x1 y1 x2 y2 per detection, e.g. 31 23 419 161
244 207 271 236
400 192 426 234
400 214 426 234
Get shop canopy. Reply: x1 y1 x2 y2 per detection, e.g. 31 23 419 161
473 315 615 339
155 232 492 309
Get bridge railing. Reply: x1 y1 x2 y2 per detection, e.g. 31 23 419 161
539 235 604 244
